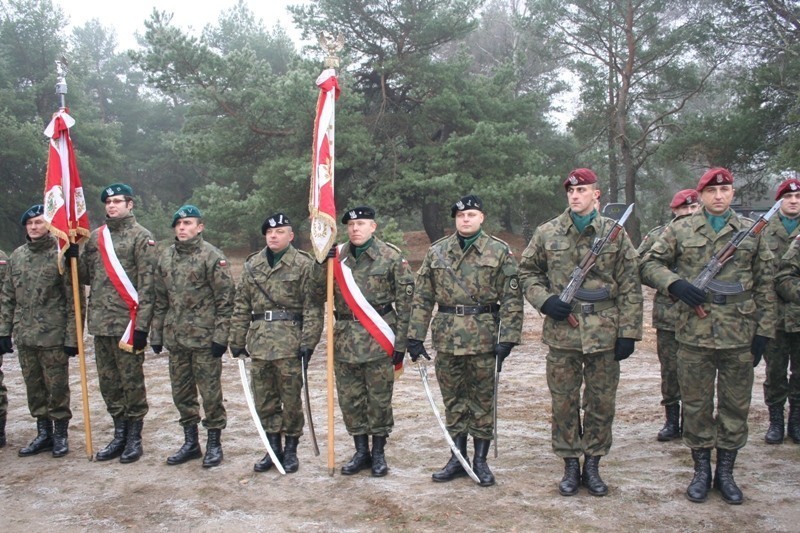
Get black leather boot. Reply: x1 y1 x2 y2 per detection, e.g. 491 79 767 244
167 424 202 465
341 434 371 475
714 449 743 505
0 415 6 448
52 419 69 458
254 433 282 472
96 417 128 461
282 435 299 473
686 448 712 503
371 435 388 477
432 434 469 482
765 403 785 444
581 455 608 496
473 438 495 487
119 419 143 463
18 418 53 456
658 403 682 441
202 429 223 468
559 457 581 496
788 400 800 444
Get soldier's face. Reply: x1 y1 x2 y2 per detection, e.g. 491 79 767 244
347 219 376 246
266 226 294 252
566 185 600 216
174 218 204 241
780 191 800 217
672 203 700 217
105 196 133 219
455 209 484 236
25 216 48 240
700 185 734 216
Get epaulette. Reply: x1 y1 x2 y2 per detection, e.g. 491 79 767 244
536 215 559 228
489 235 510 248
295 248 314 259
384 241 403 254
245 251 260 263
431 235 450 246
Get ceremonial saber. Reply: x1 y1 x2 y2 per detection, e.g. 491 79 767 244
493 321 501 458
302 358 320 456
417 362 480 484
237 356 285 474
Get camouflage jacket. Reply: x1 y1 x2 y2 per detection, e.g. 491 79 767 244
78 214 157 336
638 224 678 331
333 238 414 364
519 209 642 353
229 246 323 361
0 235 78 348
408 231 523 355
763 219 800 332
151 235 234 350
640 208 776 349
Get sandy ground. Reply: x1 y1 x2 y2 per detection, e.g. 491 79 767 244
1 289 799 532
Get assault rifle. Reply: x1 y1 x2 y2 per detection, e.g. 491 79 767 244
688 198 782 318
560 203 635 328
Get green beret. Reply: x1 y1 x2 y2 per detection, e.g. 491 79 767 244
172 204 202 227
20 204 45 226
101 183 133 202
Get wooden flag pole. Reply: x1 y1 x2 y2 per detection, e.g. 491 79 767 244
326 259 336 475
69 253 93 459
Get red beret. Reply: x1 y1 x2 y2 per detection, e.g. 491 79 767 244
775 178 800 200
669 189 700 209
696 167 733 191
564 168 598 189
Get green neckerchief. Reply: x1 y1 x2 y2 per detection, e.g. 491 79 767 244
457 229 482 251
570 209 598 234
266 246 289 267
352 237 374 260
704 208 732 233
780 212 800 235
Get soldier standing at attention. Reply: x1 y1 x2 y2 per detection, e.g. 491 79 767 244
519 170 642 497
0 247 8 448
79 183 156 463
763 178 800 445
407 196 523 487
229 213 323 474
641 167 775 505
330 206 413 477
0 205 79 457
150 206 234 467
638 189 700 441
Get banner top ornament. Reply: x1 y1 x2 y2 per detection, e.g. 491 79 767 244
318 31 345 68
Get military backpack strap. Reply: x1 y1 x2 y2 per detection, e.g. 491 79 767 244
431 246 480 304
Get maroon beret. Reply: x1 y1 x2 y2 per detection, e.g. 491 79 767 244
775 178 800 200
696 167 733 191
669 189 700 209
564 168 598 189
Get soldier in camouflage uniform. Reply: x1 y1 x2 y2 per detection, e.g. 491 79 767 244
0 205 79 457
638 189 700 441
640 167 776 505
151 205 234 468
765 178 800 445
408 195 523 487
519 170 642 497
0 248 8 448
330 206 413 477
78 183 156 464
229 213 323 474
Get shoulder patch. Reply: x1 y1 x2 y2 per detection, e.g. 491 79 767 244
218 259 228 267
147 239 156 246
0 260 6 265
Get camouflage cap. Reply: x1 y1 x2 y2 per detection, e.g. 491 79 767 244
261 212 292 234
564 168 598 189
775 178 800 200
669 189 700 209
341 206 375 224
450 195 483 218
100 183 133 202
172 204 202 227
696 168 733 191
20 204 45 226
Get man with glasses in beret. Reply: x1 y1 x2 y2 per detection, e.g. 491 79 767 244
641 168 776 504
638 189 701 442
151 205 234 468
79 183 157 463
229 213 323 474
408 195 523 487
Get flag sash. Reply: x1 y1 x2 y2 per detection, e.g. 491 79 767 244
98 225 139 352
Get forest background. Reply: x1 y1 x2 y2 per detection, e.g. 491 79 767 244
1 0 798 251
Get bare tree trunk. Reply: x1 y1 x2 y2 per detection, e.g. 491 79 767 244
421 202 445 242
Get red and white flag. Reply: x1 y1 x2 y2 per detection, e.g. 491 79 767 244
308 68 340 263
43 110 90 265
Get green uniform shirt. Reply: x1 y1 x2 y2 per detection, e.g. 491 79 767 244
763 218 800 332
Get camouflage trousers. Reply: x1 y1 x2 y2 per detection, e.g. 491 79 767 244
0 355 6 417
251 357 304 436
763 329 800 407
17 346 71 421
168 345 226 430
335 357 394 437
94 335 148 421
656 329 681 406
677 344 753 450
546 348 619 458
434 351 494 440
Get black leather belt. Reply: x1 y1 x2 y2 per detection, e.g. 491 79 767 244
251 310 303 322
437 303 500 316
335 303 394 321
